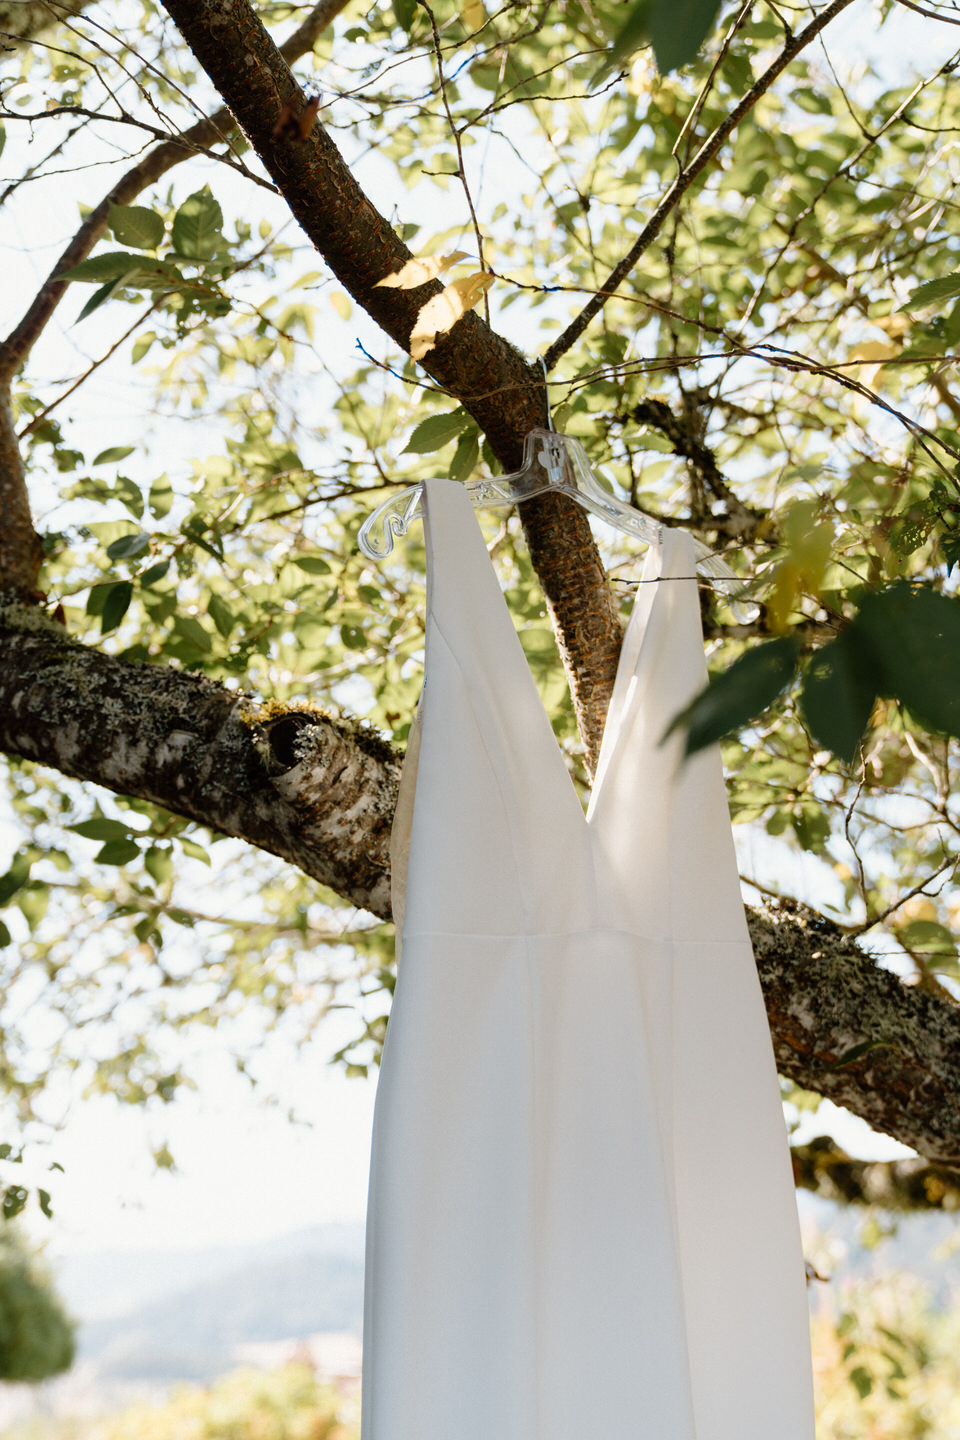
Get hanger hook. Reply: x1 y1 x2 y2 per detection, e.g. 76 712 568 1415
539 356 554 432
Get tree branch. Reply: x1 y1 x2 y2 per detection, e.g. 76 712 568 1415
543 0 859 369
158 0 624 770
792 1135 960 1211
0 599 399 916
0 390 41 595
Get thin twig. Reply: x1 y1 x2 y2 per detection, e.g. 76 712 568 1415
421 0 489 322
543 0 859 370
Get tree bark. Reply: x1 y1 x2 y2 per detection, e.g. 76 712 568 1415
792 1135 960 1211
4 603 960 1169
157 0 623 769
0 601 399 916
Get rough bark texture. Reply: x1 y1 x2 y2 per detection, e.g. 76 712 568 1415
0 392 42 594
158 0 623 770
4 604 960 1166
792 1135 960 1211
0 601 399 915
752 901 960 1165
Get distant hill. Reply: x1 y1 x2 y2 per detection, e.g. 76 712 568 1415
50 1224 365 1383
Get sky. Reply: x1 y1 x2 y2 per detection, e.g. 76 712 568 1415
2 0 954 1261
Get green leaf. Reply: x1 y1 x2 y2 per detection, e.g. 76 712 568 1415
664 637 801 755
900 274 960 312
114 476 144 520
108 203 165 250
394 0 416 29
77 273 137 322
144 847 174 885
69 818 133 841
95 838 141 866
850 1366 874 1400
596 0 652 81
100 580 133 634
897 918 957 956
599 0 721 78
0 921 10 948
178 837 210 864
649 0 724 73
37 1188 53 1218
3 1185 28 1220
0 853 31 907
139 559 170 587
799 632 878 764
56 251 147 284
172 615 213 653
208 594 236 638
149 473 174 518
856 585 960 737
106 532 150 560
171 186 224 260
449 427 480 483
132 331 156 364
290 553 332 575
402 409 472 454
92 446 136 466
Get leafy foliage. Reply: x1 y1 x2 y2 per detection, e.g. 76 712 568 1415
56 1364 356 1440
0 1228 75 1382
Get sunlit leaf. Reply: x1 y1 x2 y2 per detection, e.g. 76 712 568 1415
900 274 960 311
403 409 472 454
92 446 136 466
171 186 223 260
108 203 165 250
375 251 470 289
409 272 494 360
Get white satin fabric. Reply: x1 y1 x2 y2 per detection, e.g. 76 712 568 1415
362 478 815 1439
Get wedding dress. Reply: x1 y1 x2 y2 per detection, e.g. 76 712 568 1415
361 477 815 1438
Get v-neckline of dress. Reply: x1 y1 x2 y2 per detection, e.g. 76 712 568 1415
424 478 695 829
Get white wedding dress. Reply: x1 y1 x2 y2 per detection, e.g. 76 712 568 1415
361 478 815 1438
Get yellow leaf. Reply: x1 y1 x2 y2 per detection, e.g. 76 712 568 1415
374 251 470 290
409 271 494 361
463 0 485 27
848 339 900 365
329 292 353 320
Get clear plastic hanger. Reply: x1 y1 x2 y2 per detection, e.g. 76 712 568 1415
357 427 756 621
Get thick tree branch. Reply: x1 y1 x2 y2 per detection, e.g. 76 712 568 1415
543 0 859 369
159 0 623 769
4 609 960 1171
792 1135 960 1211
0 390 41 594
0 601 399 916
752 900 960 1167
